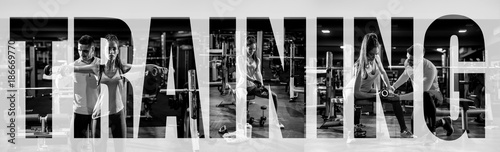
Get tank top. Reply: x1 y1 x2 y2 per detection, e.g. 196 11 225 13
99 69 124 114
247 58 258 88
359 61 381 93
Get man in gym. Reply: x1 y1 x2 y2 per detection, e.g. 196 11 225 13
389 45 454 136
73 35 101 139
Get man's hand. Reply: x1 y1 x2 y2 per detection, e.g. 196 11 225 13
59 64 73 76
384 93 400 102
388 86 396 94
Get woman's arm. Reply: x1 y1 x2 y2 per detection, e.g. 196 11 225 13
124 63 173 74
375 55 392 88
255 58 264 84
354 69 377 99
120 63 133 74
92 93 104 119
247 75 257 82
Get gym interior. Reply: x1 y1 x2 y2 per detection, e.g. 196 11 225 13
11 18 206 139
209 18 307 138
8 16 487 142
316 16 486 139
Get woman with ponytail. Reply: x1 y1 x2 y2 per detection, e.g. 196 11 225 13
246 36 284 129
353 33 413 138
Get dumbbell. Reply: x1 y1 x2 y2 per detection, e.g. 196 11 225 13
380 89 390 98
379 89 400 102
248 117 255 124
259 105 267 127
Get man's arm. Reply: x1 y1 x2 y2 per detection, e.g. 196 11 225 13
399 92 413 100
392 69 410 90
393 62 437 101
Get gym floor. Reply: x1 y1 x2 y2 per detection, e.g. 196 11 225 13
209 82 306 138
26 80 485 140
317 107 486 139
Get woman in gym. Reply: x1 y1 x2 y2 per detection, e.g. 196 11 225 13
246 36 284 129
74 34 130 139
352 33 413 138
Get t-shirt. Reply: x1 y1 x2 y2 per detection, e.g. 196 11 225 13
73 58 100 115
404 58 440 91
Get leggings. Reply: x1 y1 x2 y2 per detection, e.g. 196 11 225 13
72 113 101 152
247 86 279 112
73 113 97 138
92 110 126 138
355 98 408 131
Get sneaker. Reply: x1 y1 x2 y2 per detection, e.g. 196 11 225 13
400 129 413 138
442 117 454 136
354 129 366 138
279 123 285 129
475 113 485 123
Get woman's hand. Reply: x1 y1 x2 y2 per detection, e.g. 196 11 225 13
253 80 263 88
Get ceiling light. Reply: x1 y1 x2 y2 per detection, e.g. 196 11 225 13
321 30 330 34
436 48 446 53
459 29 467 33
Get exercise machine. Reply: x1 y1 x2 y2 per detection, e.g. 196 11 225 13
318 52 344 129
159 69 203 138
143 64 169 119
